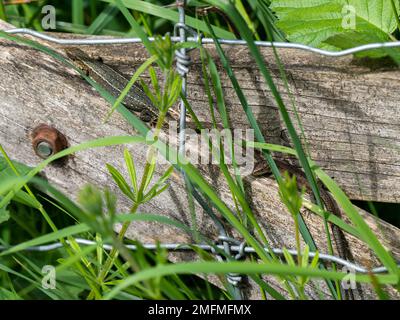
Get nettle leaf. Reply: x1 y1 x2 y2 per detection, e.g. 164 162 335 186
271 1 345 48
271 0 400 58
326 29 400 61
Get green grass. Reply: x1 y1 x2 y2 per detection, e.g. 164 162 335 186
0 0 399 300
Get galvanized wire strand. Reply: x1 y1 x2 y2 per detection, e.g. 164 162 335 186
5 28 400 57
4 26 400 289
0 237 397 274
175 0 188 157
172 5 239 290
173 2 243 298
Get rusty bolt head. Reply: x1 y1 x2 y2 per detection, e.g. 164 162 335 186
31 124 68 159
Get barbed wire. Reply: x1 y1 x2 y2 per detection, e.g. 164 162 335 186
5 27 400 57
3 4 400 298
0 237 397 274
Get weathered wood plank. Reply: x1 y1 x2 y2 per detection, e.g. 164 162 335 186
74 39 400 203
0 21 399 299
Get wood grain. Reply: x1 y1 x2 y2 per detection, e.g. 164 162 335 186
0 20 399 299
76 40 400 203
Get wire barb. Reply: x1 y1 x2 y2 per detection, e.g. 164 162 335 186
174 23 192 77
3 23 400 297
1 238 397 274
5 28 400 57
215 236 247 287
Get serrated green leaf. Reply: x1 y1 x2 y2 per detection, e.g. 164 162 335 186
325 29 400 63
272 1 345 47
271 0 400 58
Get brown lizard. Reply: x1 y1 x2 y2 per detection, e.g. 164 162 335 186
65 47 194 129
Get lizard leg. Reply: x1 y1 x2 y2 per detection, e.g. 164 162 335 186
139 109 154 123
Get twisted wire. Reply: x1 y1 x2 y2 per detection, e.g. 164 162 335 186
173 1 243 298
5 28 400 57
2 24 399 291
216 236 247 287
0 238 397 274
173 22 199 77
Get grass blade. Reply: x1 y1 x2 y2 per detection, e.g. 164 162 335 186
103 0 235 39
104 260 398 299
